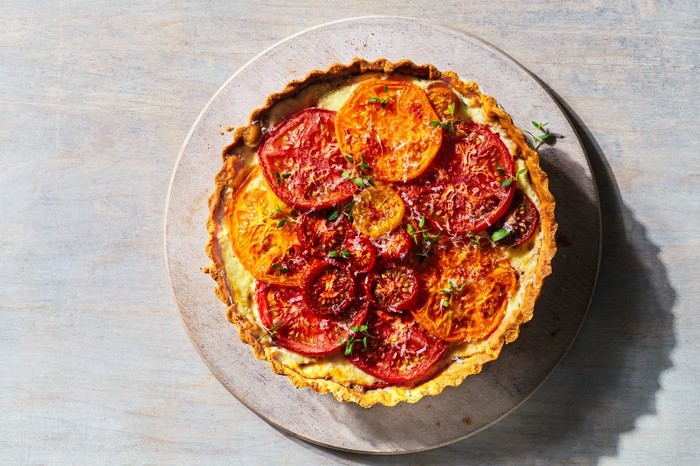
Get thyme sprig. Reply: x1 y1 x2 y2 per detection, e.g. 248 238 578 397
406 216 442 262
429 102 456 133
258 321 285 342
328 244 352 259
367 85 390 107
340 324 371 355
342 154 375 189
439 280 467 308
271 204 299 229
525 121 557 149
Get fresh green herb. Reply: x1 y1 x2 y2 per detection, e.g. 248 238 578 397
340 324 371 355
368 85 390 108
439 281 467 308
258 321 285 342
342 201 355 224
329 244 352 259
276 217 288 228
496 165 505 175
447 102 456 117
501 168 528 188
342 157 374 190
525 121 556 149
326 209 340 221
490 228 510 242
406 217 442 262
271 263 289 274
275 172 291 185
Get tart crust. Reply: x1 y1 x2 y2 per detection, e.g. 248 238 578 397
205 58 557 407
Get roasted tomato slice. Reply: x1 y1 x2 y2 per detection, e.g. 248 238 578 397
335 79 442 182
227 166 308 286
399 121 515 235
352 182 405 239
257 108 356 210
343 234 377 274
413 241 518 342
489 189 540 247
345 310 448 384
302 260 356 315
256 282 368 357
372 227 413 261
426 83 461 120
364 264 419 312
298 210 350 256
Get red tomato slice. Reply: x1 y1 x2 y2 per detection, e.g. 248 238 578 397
302 260 356 316
489 190 540 247
257 108 356 210
343 234 377 274
372 227 413 261
364 264 418 312
345 310 448 384
298 210 351 256
256 282 368 357
413 241 517 342
399 121 515 235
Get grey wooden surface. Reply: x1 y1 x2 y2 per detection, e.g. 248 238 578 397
1 1 697 464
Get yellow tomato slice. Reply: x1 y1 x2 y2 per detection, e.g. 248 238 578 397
352 182 405 239
413 242 518 342
226 166 305 286
335 79 442 182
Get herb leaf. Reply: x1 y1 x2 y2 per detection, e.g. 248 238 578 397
326 209 340 221
490 228 510 242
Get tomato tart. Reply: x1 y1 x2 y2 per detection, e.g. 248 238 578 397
205 59 556 407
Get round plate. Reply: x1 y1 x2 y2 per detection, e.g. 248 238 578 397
164 16 600 454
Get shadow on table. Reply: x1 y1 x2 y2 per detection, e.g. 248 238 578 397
295 90 676 465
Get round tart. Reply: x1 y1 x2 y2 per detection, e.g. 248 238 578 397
205 59 557 407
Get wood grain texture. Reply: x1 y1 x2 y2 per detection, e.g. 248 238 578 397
1 1 697 464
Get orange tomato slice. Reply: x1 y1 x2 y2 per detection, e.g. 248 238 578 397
352 182 405 239
413 242 517 342
335 79 442 182
226 166 306 286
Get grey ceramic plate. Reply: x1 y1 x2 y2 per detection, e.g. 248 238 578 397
164 16 600 454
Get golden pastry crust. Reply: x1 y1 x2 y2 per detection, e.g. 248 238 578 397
205 58 557 407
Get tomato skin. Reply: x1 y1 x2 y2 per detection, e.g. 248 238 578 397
335 79 442 182
301 260 356 316
364 264 419 312
343 234 377 274
256 282 368 357
399 121 515 235
298 211 350 256
351 182 405 239
345 309 448 384
227 166 308 286
372 227 413 261
489 190 540 247
257 108 356 210
412 241 517 342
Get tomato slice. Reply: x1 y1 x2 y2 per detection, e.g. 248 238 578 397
335 79 442 182
489 190 540 247
298 210 350 256
302 260 356 316
399 121 515 235
257 108 356 210
343 234 377 274
364 264 418 312
352 182 405 239
256 282 368 357
372 227 413 261
345 309 448 384
227 166 308 286
413 241 518 342
426 83 461 120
